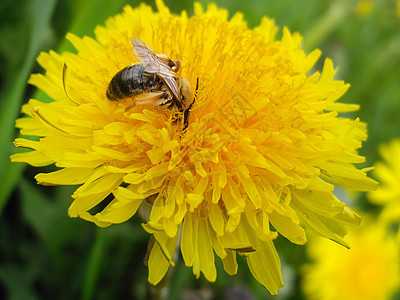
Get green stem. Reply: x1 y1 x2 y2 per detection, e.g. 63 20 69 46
304 1 351 51
0 0 58 215
82 229 106 300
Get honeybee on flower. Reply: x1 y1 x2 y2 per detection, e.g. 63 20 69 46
106 38 197 130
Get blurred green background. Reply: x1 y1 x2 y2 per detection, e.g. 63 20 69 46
1 0 399 299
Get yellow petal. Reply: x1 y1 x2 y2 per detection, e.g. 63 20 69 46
148 233 178 285
197 220 217 281
11 151 53 167
269 210 306 245
181 213 195 266
35 168 93 185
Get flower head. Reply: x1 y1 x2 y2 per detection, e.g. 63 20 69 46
355 0 374 18
368 139 400 223
12 0 377 294
397 1 400 19
302 218 400 300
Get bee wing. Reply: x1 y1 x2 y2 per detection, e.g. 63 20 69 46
160 76 181 105
130 38 177 78
131 38 181 103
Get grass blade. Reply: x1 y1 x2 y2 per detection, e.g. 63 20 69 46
0 0 58 214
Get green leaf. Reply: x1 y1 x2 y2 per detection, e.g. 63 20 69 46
19 178 59 249
61 0 129 44
0 264 39 300
0 0 58 214
82 229 107 300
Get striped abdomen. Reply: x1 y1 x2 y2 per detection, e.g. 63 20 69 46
106 63 164 101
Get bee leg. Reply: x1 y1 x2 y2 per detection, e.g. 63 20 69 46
134 92 171 106
125 92 171 111
159 98 174 108
182 78 199 131
125 102 136 111
158 93 173 105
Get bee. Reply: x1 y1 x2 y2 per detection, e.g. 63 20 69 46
107 38 197 130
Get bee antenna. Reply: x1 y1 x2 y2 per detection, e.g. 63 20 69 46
182 77 199 131
195 77 199 95
62 62 79 105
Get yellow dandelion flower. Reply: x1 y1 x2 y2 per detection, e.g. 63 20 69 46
11 0 377 294
368 139 400 222
397 1 400 19
302 218 400 300
355 0 374 18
